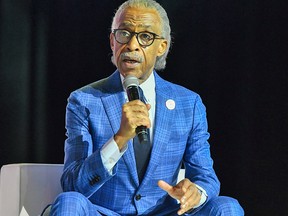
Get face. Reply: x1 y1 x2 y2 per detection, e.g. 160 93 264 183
110 7 168 84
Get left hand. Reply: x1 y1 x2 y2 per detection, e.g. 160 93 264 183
158 178 201 215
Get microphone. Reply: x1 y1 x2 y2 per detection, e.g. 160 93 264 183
123 75 149 144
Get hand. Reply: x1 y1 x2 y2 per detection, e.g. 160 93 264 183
114 100 151 149
158 178 201 215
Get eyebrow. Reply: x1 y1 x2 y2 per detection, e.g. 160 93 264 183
119 22 152 30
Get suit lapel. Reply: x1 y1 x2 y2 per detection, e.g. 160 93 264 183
101 94 123 136
100 71 139 185
100 72 124 135
141 73 176 186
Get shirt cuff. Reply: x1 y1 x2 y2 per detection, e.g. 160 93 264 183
100 137 128 174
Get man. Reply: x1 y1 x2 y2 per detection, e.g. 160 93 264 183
49 0 244 215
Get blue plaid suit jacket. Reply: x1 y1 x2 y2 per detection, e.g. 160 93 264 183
61 70 220 215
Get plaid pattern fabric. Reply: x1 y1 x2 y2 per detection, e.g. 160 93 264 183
49 193 244 215
60 71 222 215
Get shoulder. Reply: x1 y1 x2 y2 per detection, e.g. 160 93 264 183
155 72 200 100
69 71 122 99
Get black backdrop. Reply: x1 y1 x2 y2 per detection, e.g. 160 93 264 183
1 0 288 215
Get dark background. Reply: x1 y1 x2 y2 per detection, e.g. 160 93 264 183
1 0 287 215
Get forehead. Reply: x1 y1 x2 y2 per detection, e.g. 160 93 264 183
115 7 161 31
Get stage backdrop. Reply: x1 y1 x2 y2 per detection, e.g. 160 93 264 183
1 0 287 215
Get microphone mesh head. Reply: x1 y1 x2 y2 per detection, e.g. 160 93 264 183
123 75 139 89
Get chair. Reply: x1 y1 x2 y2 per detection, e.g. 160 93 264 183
0 163 185 216
0 164 63 216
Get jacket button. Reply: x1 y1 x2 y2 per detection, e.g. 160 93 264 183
94 175 100 182
135 194 141 201
89 175 101 185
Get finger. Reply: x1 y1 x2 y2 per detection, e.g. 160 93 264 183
181 179 193 192
187 185 201 205
177 179 191 203
132 113 150 128
178 185 201 215
146 103 151 110
180 187 195 208
159 180 186 202
123 102 150 126
129 101 150 119
157 180 173 193
177 181 194 210
130 99 148 108
180 183 197 204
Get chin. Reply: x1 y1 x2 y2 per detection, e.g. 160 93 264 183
120 70 140 78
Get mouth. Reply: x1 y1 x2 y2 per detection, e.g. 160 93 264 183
120 52 143 69
121 56 142 69
121 59 140 70
123 59 139 64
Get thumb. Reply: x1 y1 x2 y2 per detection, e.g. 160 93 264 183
146 103 151 110
158 180 173 193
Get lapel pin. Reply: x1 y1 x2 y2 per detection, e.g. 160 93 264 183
166 99 175 110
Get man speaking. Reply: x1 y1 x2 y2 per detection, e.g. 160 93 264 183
48 0 244 215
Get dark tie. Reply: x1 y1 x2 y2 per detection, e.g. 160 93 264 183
133 87 151 183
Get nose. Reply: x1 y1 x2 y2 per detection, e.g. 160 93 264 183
126 34 140 51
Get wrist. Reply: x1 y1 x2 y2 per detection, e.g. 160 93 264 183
114 133 130 150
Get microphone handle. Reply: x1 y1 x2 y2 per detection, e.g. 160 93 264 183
126 86 149 144
126 86 140 101
136 126 149 144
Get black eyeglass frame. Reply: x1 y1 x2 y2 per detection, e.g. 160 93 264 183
113 29 164 47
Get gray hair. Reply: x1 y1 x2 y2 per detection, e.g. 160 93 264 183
111 0 171 70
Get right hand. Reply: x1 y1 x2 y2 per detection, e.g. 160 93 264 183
114 100 151 149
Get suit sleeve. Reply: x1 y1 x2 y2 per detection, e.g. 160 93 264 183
184 95 220 201
60 90 115 198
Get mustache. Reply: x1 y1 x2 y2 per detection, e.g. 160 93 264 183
120 52 143 63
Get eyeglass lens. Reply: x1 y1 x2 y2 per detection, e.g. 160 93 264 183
114 30 155 46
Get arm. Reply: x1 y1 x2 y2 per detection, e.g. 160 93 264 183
184 95 220 198
61 90 151 197
158 95 220 215
61 91 115 197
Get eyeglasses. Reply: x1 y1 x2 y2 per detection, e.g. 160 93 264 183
113 29 164 47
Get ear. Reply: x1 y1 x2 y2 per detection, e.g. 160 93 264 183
110 33 115 50
157 40 168 57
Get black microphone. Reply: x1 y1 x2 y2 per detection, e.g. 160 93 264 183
123 75 149 144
